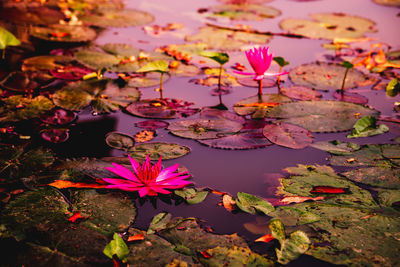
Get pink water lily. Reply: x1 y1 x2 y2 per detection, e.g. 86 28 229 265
234 46 288 81
101 155 192 197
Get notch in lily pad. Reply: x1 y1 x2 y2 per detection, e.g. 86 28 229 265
136 60 169 99
0 26 21 58
386 78 399 97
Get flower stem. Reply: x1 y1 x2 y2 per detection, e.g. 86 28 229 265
258 79 263 97
277 66 282 93
159 72 164 99
340 68 349 97
218 64 223 90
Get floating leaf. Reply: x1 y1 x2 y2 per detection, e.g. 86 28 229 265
174 188 209 204
276 230 310 265
105 132 135 150
0 95 54 122
222 194 236 212
135 120 169 130
263 122 313 149
289 62 376 90
134 130 156 143
148 212 172 234
185 26 272 51
273 57 290 67
127 72 170 88
386 78 399 97
347 116 389 138
40 108 76 125
0 6 65 26
127 234 145 242
0 71 54 93
79 9 154 27
268 219 286 243
48 180 107 189
136 60 169 73
41 129 70 143
373 0 400 7
128 142 190 160
103 233 129 263
206 4 281 21
280 13 376 40
75 49 121 70
254 234 275 243
310 140 360 155
126 98 199 119
310 186 346 194
341 167 400 189
168 118 242 140
0 26 21 50
236 76 276 88
266 100 379 132
280 86 322 101
30 25 97 43
49 66 93 80
235 192 275 215
280 196 325 204
198 128 272 150
199 51 229 65
233 94 291 119
68 212 88 223
22 55 74 72
333 91 369 104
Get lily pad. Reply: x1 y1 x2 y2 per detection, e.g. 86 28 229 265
235 192 275 215
40 108 76 125
205 4 281 21
41 129 70 143
105 132 135 151
103 233 129 263
310 140 360 155
280 13 377 40
280 86 322 101
198 128 272 150
373 0 400 7
50 66 94 80
127 72 170 88
0 26 21 49
78 9 154 27
233 94 292 119
266 100 379 132
168 118 243 140
289 62 376 91
0 6 65 25
0 71 54 92
236 76 276 88
174 188 209 205
0 95 55 122
71 190 136 236
263 122 313 149
30 24 97 43
347 116 389 138
185 26 272 51
21 55 75 72
333 91 369 104
341 167 400 189
134 120 169 130
128 142 190 160
75 49 121 70
126 98 199 119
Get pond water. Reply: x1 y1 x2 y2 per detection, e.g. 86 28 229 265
1 0 400 266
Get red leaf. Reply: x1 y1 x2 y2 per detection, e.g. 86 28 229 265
50 32 70 37
255 234 275 243
127 234 145 242
48 180 107 189
68 212 88 223
310 186 345 194
199 251 212 258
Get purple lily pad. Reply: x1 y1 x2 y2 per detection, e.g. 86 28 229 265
280 86 322 101
0 71 54 93
237 77 276 88
263 122 313 149
200 108 246 124
333 92 369 105
49 66 94 81
41 129 70 143
40 108 76 125
126 98 199 119
198 128 272 150
134 120 170 130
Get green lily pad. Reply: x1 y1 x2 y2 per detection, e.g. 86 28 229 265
233 94 292 119
185 26 272 51
341 167 400 189
311 140 360 155
386 78 399 97
0 71 54 93
170 63 201 77
168 118 243 140
147 212 173 234
103 233 129 263
105 132 135 151
347 116 389 138
0 6 65 26
266 100 379 132
198 246 273 266
378 189 400 207
0 95 55 122
53 79 140 113
0 26 21 49
22 55 76 72
75 49 121 70
235 192 275 215
329 144 400 167
71 190 136 236
199 51 229 65
174 188 209 205
78 8 154 27
136 60 169 73
280 13 377 40
30 24 97 43
206 4 281 20
263 122 313 149
101 43 141 57
373 0 400 7
128 142 191 160
289 62 376 91
127 72 170 88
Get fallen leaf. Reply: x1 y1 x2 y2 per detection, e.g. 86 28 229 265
68 211 89 223
134 130 156 143
127 234 145 242
310 186 346 194
48 180 107 189
255 234 275 243
280 196 325 204
199 251 212 258
235 102 280 108
222 194 236 212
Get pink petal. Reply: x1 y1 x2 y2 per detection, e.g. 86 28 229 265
263 71 289 76
233 70 256 76
105 164 139 182
128 155 141 175
102 178 142 186
139 187 151 197
149 186 172 195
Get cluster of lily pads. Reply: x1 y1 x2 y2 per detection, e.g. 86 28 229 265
1 0 400 266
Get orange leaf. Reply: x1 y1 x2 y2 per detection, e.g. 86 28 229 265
199 251 212 258
134 130 156 143
50 32 70 37
211 189 226 195
48 180 107 189
222 194 236 212
68 212 88 223
280 196 325 204
255 234 274 243
235 102 279 108
127 234 145 242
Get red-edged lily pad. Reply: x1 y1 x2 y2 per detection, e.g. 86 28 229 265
280 86 322 101
49 66 94 81
41 129 70 143
333 92 369 105
135 120 170 130
263 122 313 149
30 25 97 43
128 142 191 160
40 108 76 125
0 71 54 92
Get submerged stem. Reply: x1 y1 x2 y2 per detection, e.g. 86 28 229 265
341 68 350 96
159 72 164 99
277 66 282 93
218 64 223 90
258 79 263 97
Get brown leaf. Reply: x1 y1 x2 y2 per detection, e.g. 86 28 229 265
48 180 107 189
222 194 236 212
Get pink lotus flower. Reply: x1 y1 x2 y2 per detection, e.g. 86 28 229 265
101 155 192 197
234 46 288 81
